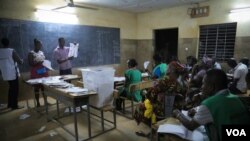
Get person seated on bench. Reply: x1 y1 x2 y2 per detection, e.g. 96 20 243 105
134 61 188 137
146 54 168 80
173 69 250 141
116 59 142 110
227 58 248 94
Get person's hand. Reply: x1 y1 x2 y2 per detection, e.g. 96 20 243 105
20 59 24 64
68 56 74 60
192 93 201 103
172 109 181 118
188 108 196 117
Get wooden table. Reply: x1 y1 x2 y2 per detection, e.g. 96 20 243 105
25 75 82 109
43 84 97 141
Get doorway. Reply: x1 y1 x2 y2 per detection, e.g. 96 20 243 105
154 28 178 63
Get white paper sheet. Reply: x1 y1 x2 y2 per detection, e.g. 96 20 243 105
64 106 83 113
42 60 54 70
66 87 88 93
157 124 206 141
19 114 30 120
49 131 58 137
157 124 186 137
26 79 43 84
144 61 150 69
114 77 125 82
26 76 62 84
38 126 46 132
141 72 149 77
68 43 79 58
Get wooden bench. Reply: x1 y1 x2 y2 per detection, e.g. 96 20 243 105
118 80 154 119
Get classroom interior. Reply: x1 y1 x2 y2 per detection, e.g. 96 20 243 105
0 0 250 141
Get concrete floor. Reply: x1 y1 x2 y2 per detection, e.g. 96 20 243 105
0 98 151 141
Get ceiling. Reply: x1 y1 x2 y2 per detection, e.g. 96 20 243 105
74 0 209 13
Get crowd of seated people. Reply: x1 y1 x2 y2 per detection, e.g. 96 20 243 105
114 54 249 139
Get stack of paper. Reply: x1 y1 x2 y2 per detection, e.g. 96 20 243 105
157 124 204 141
66 87 88 93
19 114 30 120
26 78 43 84
114 77 125 82
142 72 149 77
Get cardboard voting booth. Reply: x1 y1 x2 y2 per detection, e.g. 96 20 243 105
81 68 115 108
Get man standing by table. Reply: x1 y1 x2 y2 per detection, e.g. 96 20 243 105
53 37 73 75
0 37 24 110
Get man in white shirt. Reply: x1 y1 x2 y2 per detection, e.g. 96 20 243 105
227 58 248 94
0 37 23 110
212 57 221 69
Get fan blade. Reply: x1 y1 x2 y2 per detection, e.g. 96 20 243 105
74 5 98 10
51 5 68 10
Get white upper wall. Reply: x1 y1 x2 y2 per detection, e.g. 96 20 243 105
0 0 250 40
137 0 250 39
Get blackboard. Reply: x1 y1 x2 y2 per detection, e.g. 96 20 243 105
0 18 120 72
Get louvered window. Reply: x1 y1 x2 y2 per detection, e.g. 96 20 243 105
198 23 237 61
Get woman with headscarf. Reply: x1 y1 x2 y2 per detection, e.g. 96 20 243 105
190 56 212 88
134 61 187 136
148 54 168 79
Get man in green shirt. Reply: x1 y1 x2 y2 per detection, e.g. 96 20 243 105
173 69 250 141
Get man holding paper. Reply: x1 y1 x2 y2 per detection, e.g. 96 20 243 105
53 37 73 75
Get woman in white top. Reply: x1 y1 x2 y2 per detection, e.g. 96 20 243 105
28 39 48 107
0 37 23 110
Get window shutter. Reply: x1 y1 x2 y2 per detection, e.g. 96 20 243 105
198 23 237 61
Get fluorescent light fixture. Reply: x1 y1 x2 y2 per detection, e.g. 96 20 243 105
36 8 76 16
230 7 250 13
35 9 78 24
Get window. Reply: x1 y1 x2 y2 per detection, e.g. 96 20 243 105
198 23 237 61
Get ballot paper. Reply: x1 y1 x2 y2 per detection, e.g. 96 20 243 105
157 124 204 141
26 76 61 85
144 61 150 69
64 106 83 113
49 131 58 137
66 87 88 93
42 60 54 70
19 114 30 120
38 126 46 132
157 111 207 141
68 43 79 58
114 77 125 82
141 72 149 77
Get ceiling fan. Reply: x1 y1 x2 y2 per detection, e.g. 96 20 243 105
52 0 98 11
